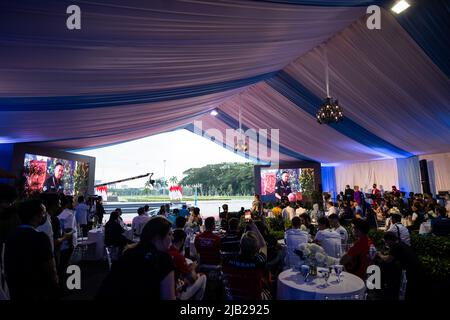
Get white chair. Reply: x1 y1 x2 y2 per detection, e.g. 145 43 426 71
284 230 309 268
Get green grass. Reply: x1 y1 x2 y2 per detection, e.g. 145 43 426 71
118 195 253 202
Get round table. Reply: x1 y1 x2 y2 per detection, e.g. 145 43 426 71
277 268 366 300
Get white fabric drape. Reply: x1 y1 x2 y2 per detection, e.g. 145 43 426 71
335 159 398 194
419 152 450 194
335 153 450 195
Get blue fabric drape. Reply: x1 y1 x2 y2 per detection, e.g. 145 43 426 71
0 143 15 183
394 0 450 79
396 156 421 194
321 166 337 200
266 71 414 158
0 72 276 111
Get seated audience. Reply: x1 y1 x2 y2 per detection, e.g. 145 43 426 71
97 216 175 300
220 218 241 254
295 201 307 216
194 217 221 265
299 213 316 236
281 198 295 222
5 199 58 300
387 214 411 246
328 214 348 245
340 219 372 280
314 217 342 258
431 206 450 236
284 217 309 268
187 207 203 233
327 201 337 216
222 220 268 300
104 210 129 249
168 230 206 300
132 207 150 237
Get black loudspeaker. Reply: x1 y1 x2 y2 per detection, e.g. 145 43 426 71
419 159 431 195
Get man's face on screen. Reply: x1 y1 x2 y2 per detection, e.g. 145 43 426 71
282 173 289 182
54 165 64 179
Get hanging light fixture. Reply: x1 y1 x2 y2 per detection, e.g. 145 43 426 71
316 46 344 125
234 94 248 152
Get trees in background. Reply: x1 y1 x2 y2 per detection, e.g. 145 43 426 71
180 162 254 196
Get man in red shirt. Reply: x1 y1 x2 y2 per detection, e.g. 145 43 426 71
168 229 206 300
341 219 373 280
194 217 221 265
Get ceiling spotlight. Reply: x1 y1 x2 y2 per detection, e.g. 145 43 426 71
210 109 218 116
391 0 410 14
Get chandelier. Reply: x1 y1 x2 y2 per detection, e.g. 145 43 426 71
316 46 343 124
234 94 248 152
316 97 343 124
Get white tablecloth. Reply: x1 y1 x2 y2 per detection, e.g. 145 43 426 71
87 228 104 260
277 269 366 300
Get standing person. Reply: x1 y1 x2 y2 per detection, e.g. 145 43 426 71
344 185 354 204
219 204 229 231
75 196 89 237
252 195 262 216
4 199 59 300
372 183 381 205
40 193 69 272
43 162 65 193
97 216 176 300
115 208 126 229
57 196 77 283
144 205 150 217
158 205 166 217
95 197 106 226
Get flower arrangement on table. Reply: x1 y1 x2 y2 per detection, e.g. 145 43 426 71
294 243 338 271
271 206 282 218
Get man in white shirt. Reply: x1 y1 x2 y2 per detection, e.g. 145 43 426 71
327 201 337 217
295 201 307 216
328 213 348 245
75 196 90 237
314 217 342 258
132 207 150 237
387 214 410 246
37 211 54 253
284 217 309 268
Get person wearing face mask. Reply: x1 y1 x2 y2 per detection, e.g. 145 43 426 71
4 199 59 300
